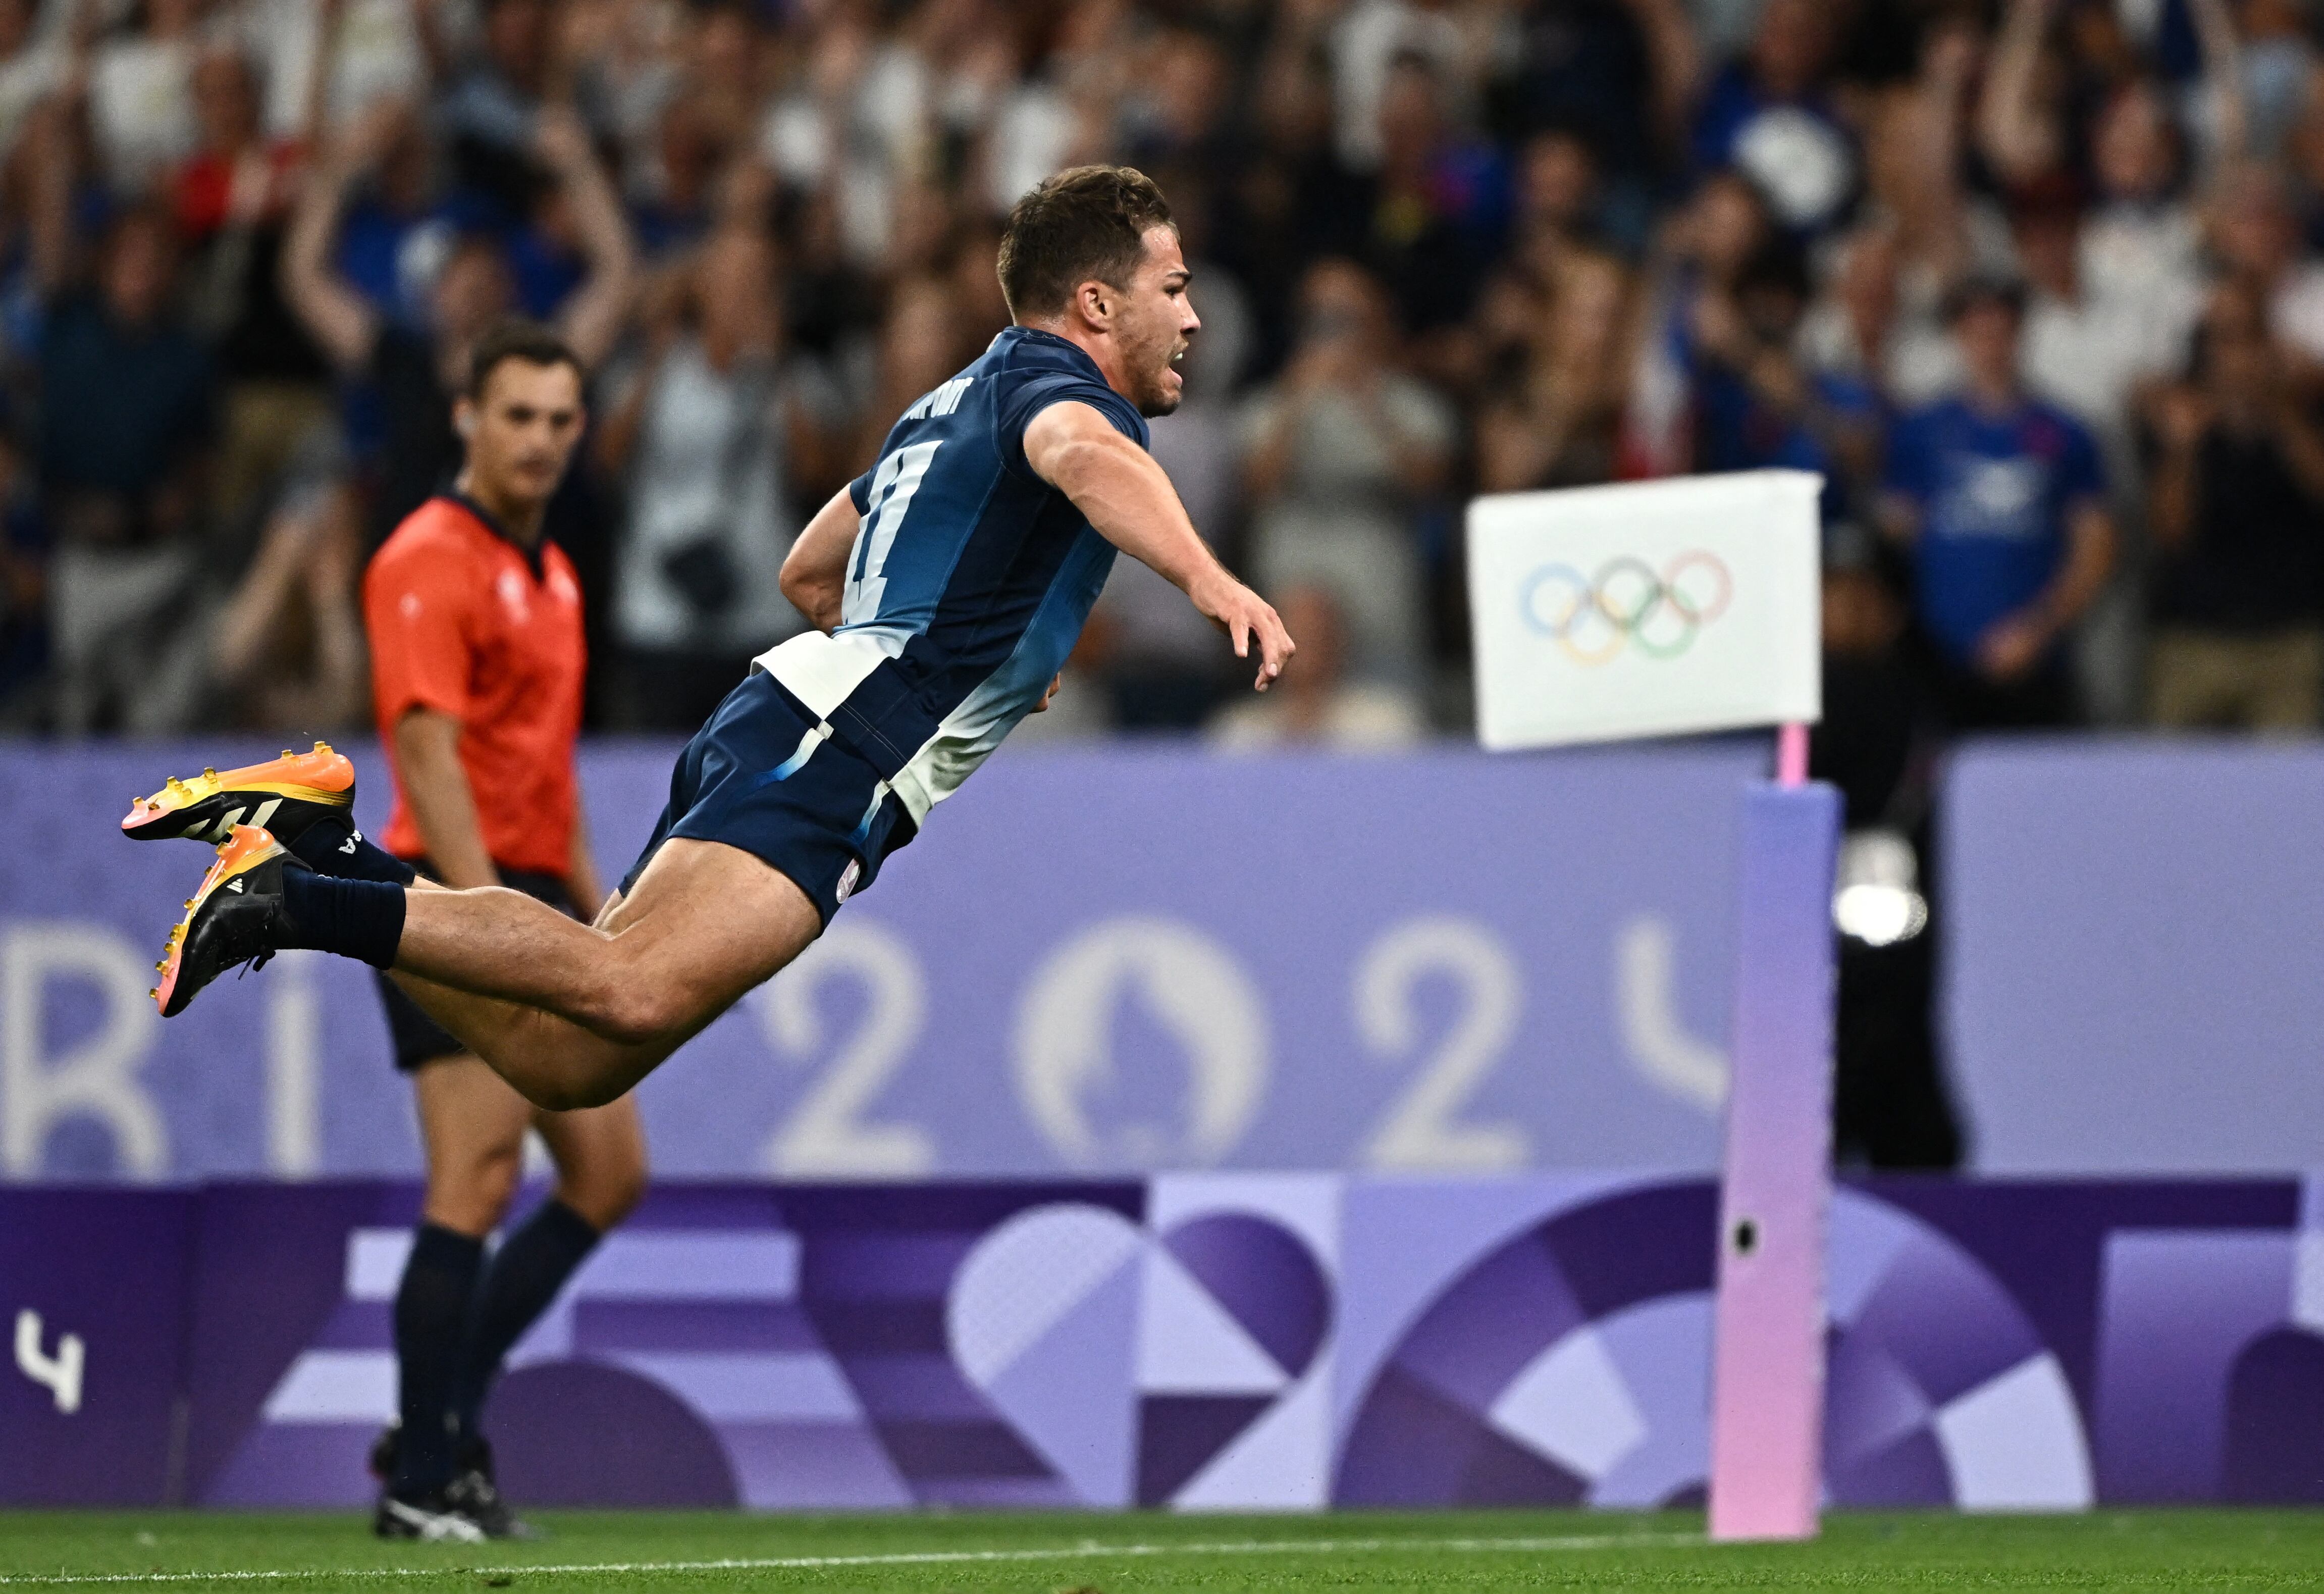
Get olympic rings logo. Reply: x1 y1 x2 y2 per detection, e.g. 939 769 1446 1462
1517 551 1734 665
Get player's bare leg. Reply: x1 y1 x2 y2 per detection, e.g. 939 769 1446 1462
380 837 823 1108
145 812 821 1109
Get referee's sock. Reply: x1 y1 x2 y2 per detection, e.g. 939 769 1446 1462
451 1200 603 1444
392 1223 485 1497
286 816 418 886
279 871 407 969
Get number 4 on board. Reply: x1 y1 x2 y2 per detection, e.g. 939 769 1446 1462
14 1309 83 1414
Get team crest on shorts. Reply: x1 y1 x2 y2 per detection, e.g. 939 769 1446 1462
835 859 861 904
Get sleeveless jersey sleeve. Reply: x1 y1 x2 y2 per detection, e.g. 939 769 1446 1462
364 533 478 729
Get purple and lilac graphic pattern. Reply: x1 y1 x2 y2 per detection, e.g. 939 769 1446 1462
4 1176 2320 1509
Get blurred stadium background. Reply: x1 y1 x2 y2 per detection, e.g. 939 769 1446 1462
7 0 2324 1578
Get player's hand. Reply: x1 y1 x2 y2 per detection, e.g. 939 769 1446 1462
1031 672 1064 712
1195 574 1295 691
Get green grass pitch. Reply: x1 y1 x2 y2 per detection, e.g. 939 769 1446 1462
3 1511 2323 1591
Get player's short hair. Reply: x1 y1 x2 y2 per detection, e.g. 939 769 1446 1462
466 319 582 399
996 165 1175 322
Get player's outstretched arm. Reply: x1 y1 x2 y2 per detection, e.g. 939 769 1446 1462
1024 399 1295 690
779 487 864 633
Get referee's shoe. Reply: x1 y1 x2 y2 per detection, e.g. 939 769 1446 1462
370 1426 534 1540
121 743 354 847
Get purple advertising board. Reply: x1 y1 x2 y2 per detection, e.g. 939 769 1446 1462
0 1188 194 1504
6 1176 2323 1510
1943 741 2324 1174
0 739 1762 1181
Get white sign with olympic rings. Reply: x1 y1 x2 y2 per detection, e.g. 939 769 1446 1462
1466 470 1822 750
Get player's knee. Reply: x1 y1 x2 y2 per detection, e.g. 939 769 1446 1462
564 1152 646 1229
429 1143 521 1230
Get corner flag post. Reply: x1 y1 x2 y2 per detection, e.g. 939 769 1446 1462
1466 470 1837 1541
1704 727 1839 1539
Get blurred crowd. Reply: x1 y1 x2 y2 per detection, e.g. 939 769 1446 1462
0 0 2321 761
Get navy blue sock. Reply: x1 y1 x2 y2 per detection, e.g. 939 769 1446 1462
279 871 406 968
286 816 417 886
451 1200 602 1443
392 1223 484 1496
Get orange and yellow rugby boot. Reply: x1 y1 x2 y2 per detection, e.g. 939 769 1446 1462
122 741 354 848
151 826 302 1017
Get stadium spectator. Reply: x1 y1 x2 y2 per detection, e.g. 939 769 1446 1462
1472 240 1627 493
0 412 45 724
626 93 724 266
1799 221 1902 393
1508 129 1606 259
596 224 825 730
201 437 368 731
35 200 217 734
1689 0 1852 236
857 271 971 471
1355 50 1506 343
1682 235 1880 524
436 0 561 215
1880 277 2118 732
315 96 447 328
85 0 202 194
1240 257 1452 689
1209 584 1423 751
1487 1 1696 255
1847 33 2006 410
1622 166 1772 479
283 100 632 545
1815 535 1962 1174
2014 197 2182 477
2146 305 2324 730
0 0 61 159
177 44 334 535
2211 163 2324 378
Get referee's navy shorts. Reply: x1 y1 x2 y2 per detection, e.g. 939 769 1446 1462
378 866 573 1071
620 668 917 925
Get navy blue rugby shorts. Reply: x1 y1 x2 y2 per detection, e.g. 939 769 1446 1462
621 668 918 924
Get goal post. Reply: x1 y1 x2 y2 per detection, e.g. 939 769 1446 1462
1466 469 1837 1540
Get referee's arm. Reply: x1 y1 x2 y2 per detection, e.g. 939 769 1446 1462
393 708 500 890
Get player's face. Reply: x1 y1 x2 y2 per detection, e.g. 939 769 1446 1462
459 358 586 509
1117 226 1200 418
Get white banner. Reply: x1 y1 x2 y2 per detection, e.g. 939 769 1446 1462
1467 471 1822 751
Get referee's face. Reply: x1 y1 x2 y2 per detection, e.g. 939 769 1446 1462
461 359 587 511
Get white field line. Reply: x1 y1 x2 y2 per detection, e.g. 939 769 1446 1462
0 1531 1703 1586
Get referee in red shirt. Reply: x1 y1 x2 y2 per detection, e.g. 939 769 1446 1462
360 321 646 1540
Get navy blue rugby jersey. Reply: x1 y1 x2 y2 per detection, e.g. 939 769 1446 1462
753 325 1150 822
